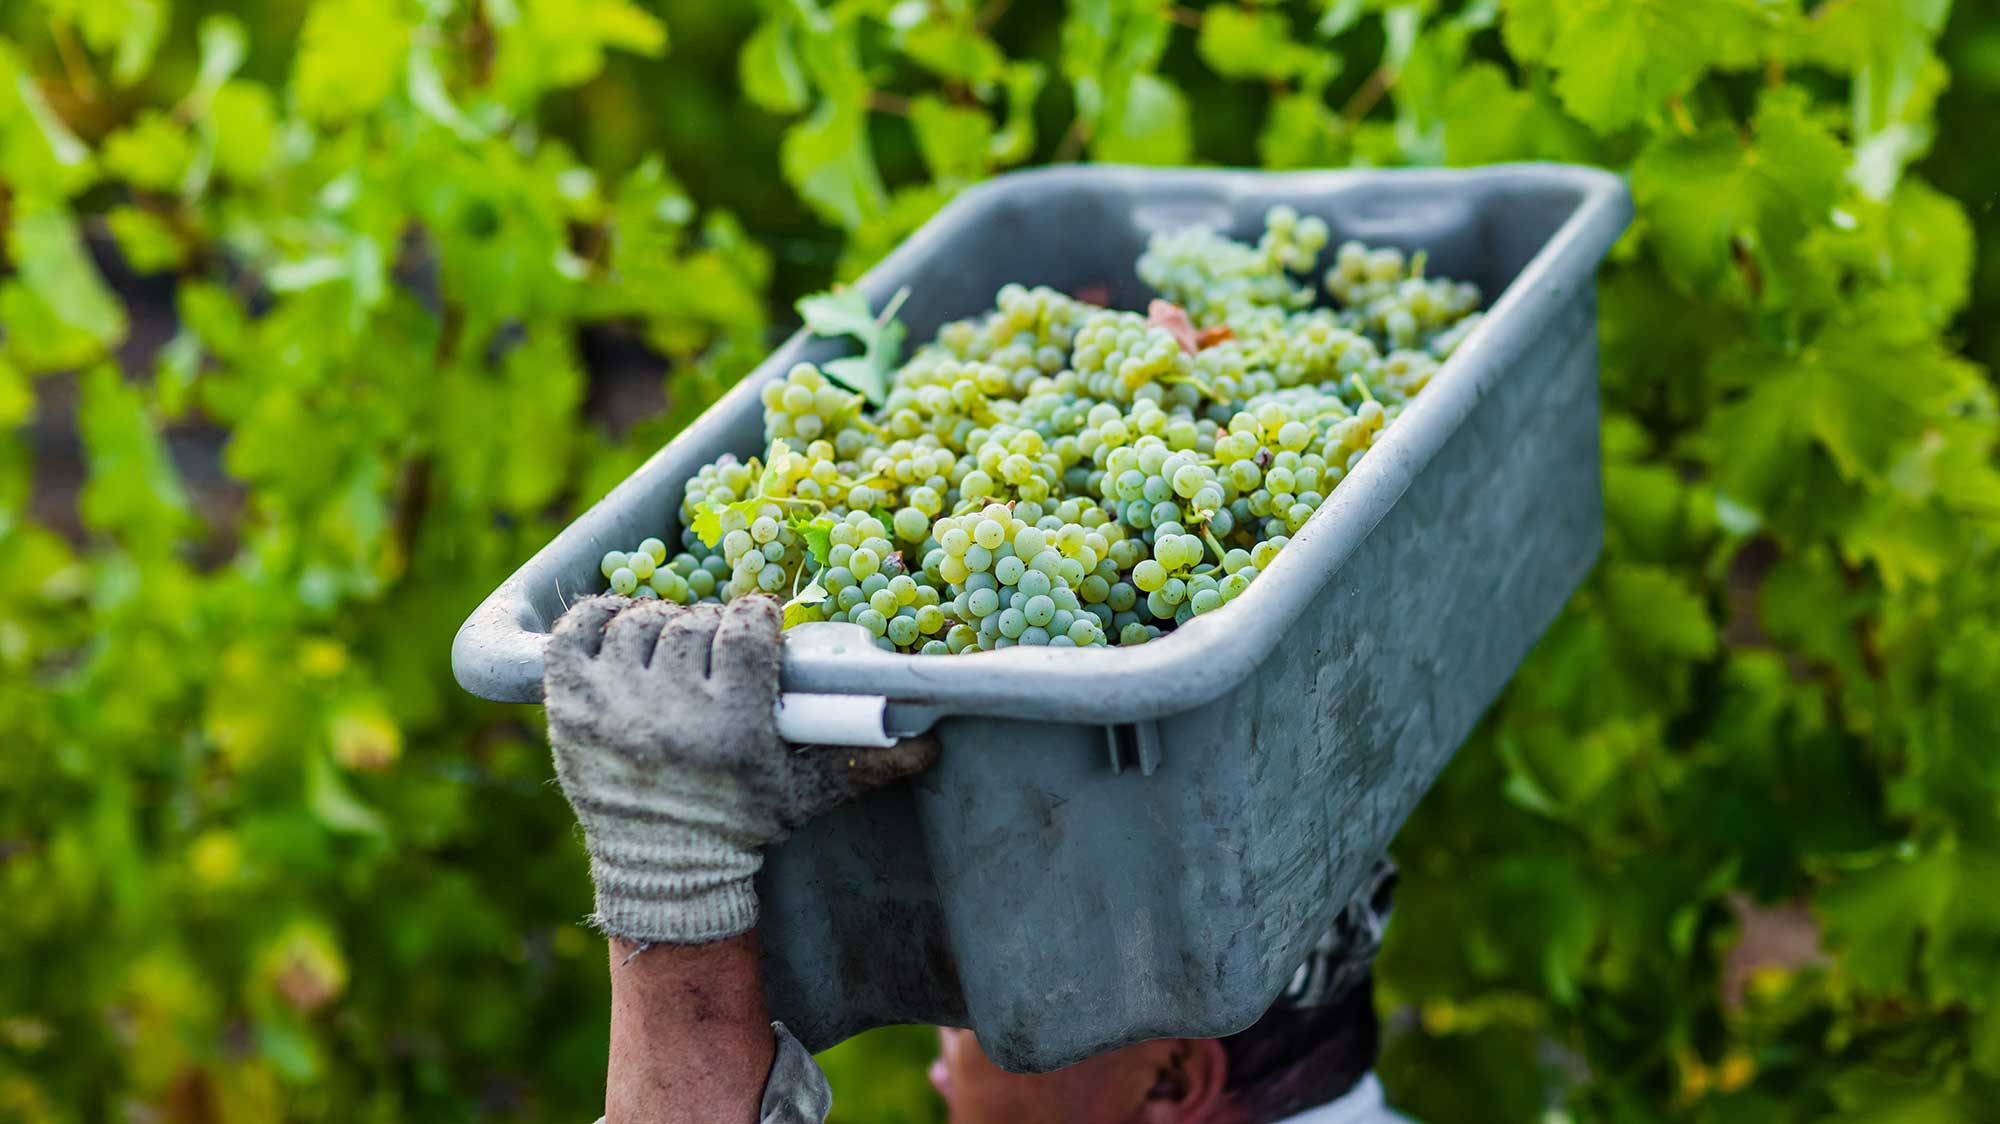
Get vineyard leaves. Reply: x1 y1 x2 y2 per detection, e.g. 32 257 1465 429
2 0 1995 1121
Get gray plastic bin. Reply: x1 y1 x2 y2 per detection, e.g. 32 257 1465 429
453 164 1632 1071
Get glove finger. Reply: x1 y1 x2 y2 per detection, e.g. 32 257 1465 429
547 594 627 663
709 595 784 691
652 602 725 678
781 733 941 825
601 599 677 669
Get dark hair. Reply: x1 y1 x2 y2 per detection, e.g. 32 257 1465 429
1216 969 1378 1124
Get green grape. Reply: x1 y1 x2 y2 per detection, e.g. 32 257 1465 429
651 569 691 604
1134 560 1166 592
894 507 929 541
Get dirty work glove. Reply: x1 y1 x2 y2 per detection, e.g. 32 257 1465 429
544 594 937 945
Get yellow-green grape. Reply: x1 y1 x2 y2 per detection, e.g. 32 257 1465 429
651 568 693 604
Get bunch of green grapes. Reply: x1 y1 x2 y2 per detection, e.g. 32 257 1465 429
1136 205 1330 326
877 353 1005 449
1325 241 1483 351
599 537 727 606
1379 350 1443 400
761 362 861 443
1190 339 1277 407
1264 309 1380 388
815 512 947 649
936 283 1093 374
927 504 1117 649
597 209 1483 654
1070 310 1200 405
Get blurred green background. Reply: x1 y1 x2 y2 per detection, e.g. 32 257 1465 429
3 1 1996 1121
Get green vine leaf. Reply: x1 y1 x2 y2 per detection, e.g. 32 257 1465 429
5 201 128 369
1 0 1993 1117
1519 0 1780 133
781 575 830 630
791 515 836 569
1633 87 1848 306
797 286 908 406
741 16 810 113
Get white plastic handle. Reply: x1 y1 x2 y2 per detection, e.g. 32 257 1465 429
774 692 898 748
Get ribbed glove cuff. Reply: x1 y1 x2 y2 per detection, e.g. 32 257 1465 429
580 812 770 946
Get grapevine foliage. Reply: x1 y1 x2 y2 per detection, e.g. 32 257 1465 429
0 1 1993 1122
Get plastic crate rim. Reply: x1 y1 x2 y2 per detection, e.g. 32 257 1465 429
452 162 1634 726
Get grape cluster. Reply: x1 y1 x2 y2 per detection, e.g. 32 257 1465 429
924 504 1116 650
1137 204 1330 326
595 209 1483 654
1325 242 1482 352
760 361 860 443
599 537 725 605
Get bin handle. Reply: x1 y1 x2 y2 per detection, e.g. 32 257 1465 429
775 692 899 748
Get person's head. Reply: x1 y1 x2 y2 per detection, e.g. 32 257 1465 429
930 968 1378 1124
930 862 1395 1124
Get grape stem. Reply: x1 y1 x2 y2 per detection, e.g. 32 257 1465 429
878 285 912 328
1200 525 1229 562
1162 372 1221 400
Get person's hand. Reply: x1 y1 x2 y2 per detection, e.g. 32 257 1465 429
545 594 938 945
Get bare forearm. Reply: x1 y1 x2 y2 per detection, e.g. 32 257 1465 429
606 933 775 1124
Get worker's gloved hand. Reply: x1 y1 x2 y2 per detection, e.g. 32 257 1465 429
545 594 937 945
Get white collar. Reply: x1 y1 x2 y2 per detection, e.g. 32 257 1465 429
1272 1074 1410 1124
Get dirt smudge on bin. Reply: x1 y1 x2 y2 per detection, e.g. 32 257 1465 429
1022 784 1067 848
836 894 967 1021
